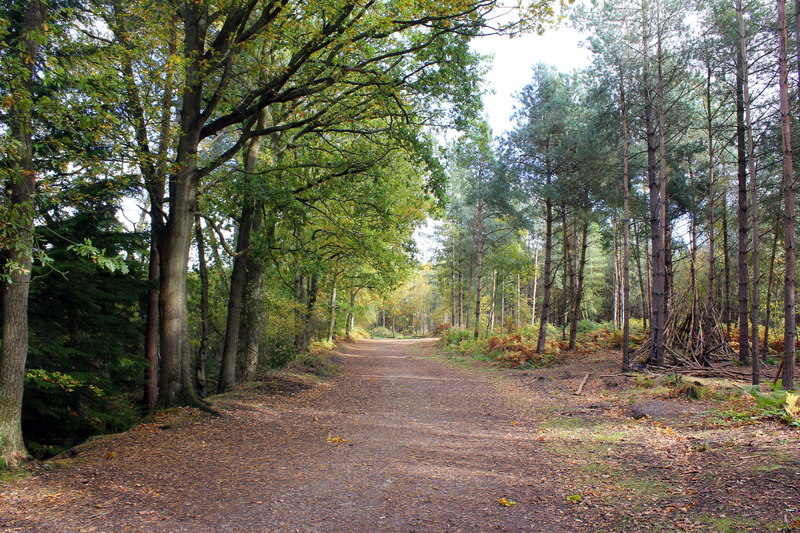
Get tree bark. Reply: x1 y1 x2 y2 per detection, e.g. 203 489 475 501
621 70 632 370
739 0 759 383
736 44 750 368
194 218 210 399
217 110 269 393
327 275 338 343
0 0 46 467
531 241 540 326
764 218 780 358
569 222 589 351
643 0 665 366
488 270 497 334
703 62 717 365
472 195 486 340
237 220 270 383
722 179 732 335
536 171 554 354
297 274 319 354
779 0 796 390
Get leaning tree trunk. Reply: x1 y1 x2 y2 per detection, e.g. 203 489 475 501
779 0 796 390
0 0 46 468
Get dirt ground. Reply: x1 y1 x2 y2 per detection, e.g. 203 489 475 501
1 338 798 532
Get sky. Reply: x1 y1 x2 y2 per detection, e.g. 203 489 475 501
414 15 592 262
470 17 592 136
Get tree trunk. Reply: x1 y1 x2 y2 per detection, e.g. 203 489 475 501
643 1 665 367
466 257 473 330
110 4 176 410
327 276 338 343
656 8 671 336
217 111 268 394
346 289 357 337
569 222 589 351
703 62 717 365
194 218 210 399
500 278 506 332
764 218 780 358
536 171 554 354
450 253 457 326
458 270 464 328
779 0 796 390
488 270 497 334
157 6 214 409
632 217 647 330
621 71 632 370
297 274 319 354
516 273 522 329
561 206 572 341
531 241 539 326
722 179 732 335
473 200 485 340
736 44 750 368
739 0 759 383
0 0 46 467
238 220 270 383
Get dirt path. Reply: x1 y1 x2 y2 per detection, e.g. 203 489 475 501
1 339 578 532
2 338 799 532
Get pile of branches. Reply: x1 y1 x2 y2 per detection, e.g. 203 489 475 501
633 298 744 379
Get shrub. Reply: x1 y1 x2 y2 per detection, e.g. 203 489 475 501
440 327 475 347
369 326 393 338
347 327 370 340
262 338 295 369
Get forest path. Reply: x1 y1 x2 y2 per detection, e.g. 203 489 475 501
1 338 582 532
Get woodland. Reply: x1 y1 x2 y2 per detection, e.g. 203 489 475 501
1 0 799 477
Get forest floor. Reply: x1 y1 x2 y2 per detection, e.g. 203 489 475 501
1 338 799 532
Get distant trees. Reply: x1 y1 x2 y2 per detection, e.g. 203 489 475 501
431 0 799 395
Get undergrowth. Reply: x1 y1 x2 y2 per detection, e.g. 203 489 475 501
439 320 646 368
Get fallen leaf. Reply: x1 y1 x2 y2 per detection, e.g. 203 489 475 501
499 497 517 507
566 494 582 504
326 432 347 443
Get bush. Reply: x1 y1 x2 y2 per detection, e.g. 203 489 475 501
440 327 475 347
347 327 370 340
262 338 295 369
369 326 393 338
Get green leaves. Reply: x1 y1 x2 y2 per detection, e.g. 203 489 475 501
67 238 130 275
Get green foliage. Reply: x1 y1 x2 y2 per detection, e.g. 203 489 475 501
440 327 475 347
747 389 800 426
23 184 147 459
369 326 394 338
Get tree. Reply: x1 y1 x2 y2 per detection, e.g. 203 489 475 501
778 0 795 391
0 0 48 468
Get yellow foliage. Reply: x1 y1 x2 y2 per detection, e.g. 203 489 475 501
785 392 799 419
326 432 347 443
498 497 517 507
